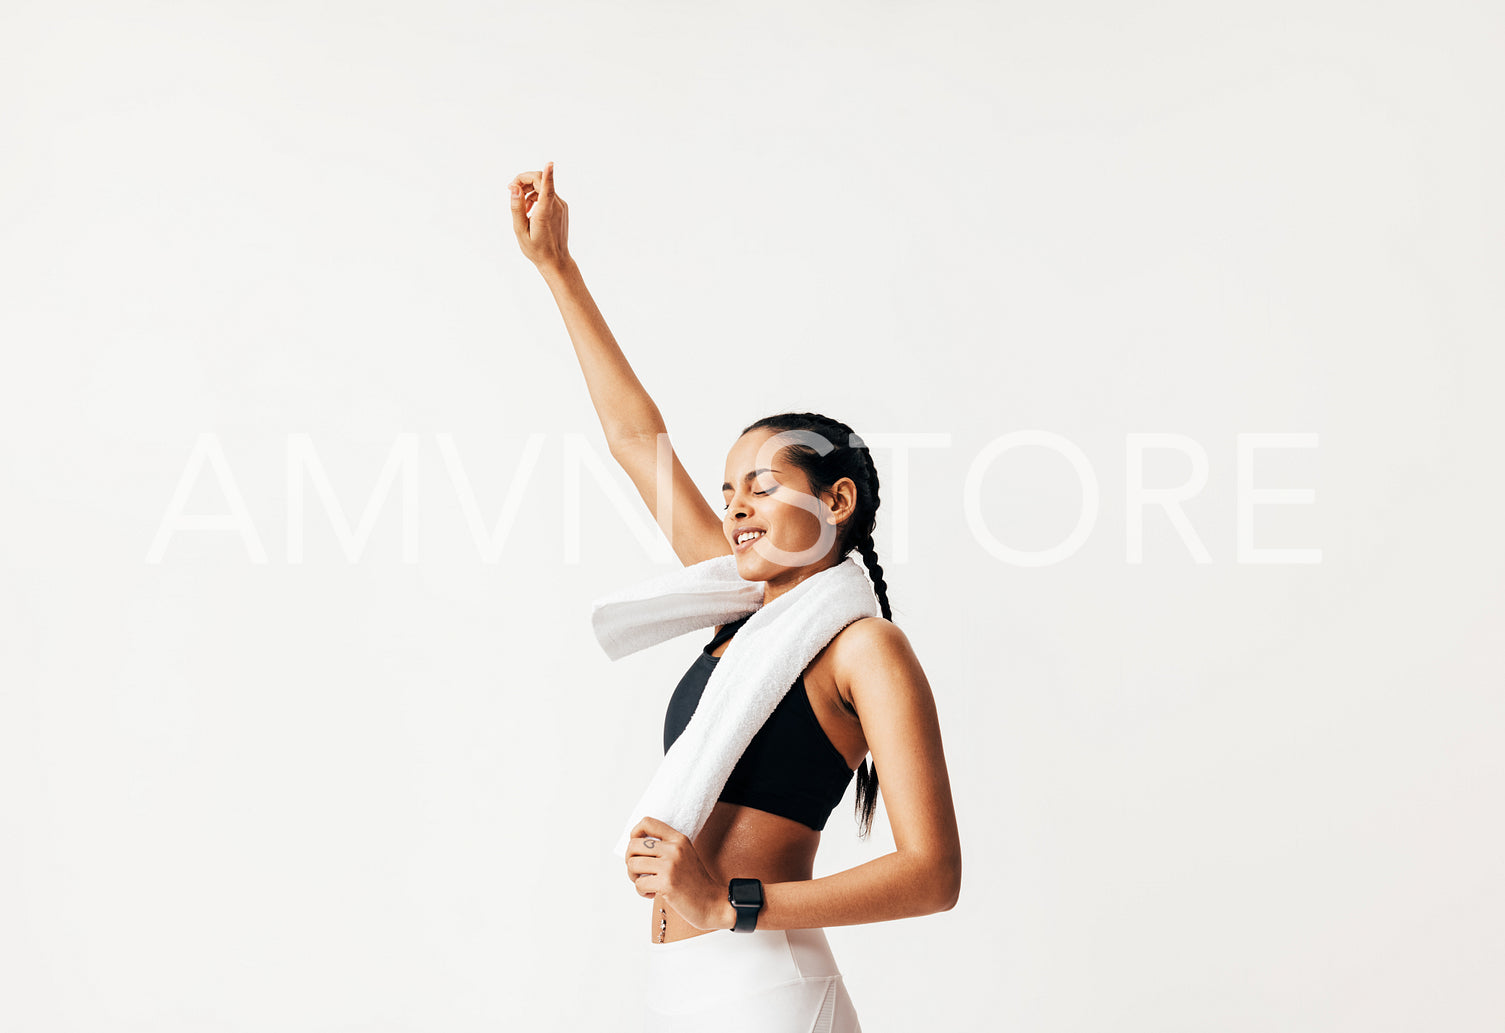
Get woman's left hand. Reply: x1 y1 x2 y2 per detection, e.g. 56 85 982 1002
625 817 731 931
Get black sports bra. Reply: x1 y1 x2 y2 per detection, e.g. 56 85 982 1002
662 614 858 831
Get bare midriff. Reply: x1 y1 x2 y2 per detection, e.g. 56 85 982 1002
648 802 823 942
645 627 868 944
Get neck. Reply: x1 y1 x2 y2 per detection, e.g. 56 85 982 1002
760 557 840 609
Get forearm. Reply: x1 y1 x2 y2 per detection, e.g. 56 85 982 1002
714 849 961 932
537 257 664 445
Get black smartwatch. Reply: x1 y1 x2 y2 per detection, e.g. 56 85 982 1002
727 878 764 933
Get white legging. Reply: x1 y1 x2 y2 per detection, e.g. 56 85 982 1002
642 926 863 1032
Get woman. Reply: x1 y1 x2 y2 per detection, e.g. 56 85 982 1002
509 162 961 1031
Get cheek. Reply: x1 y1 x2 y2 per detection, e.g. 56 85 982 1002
775 503 823 539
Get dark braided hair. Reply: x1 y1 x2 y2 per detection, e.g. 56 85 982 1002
737 412 891 839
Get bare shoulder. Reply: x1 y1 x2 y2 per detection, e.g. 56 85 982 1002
825 616 925 708
829 615 907 656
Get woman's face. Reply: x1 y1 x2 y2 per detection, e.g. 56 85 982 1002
721 427 844 584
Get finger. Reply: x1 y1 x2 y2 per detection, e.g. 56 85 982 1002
625 833 659 866
509 179 531 239
526 162 556 221
627 820 665 856
625 834 658 859
530 193 552 223
631 816 673 842
626 855 659 879
509 170 543 211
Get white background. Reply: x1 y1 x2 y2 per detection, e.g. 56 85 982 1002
3 1 1501 1030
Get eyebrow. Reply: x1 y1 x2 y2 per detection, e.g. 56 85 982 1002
722 468 778 492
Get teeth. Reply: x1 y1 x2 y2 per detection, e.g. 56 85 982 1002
737 530 764 545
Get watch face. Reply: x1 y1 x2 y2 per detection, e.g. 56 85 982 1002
729 879 762 907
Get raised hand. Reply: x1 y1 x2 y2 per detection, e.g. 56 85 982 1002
508 161 570 273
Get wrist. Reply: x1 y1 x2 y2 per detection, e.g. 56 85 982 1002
538 254 577 284
724 877 765 932
720 897 737 931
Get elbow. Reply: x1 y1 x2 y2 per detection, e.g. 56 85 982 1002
938 876 961 913
605 422 668 458
926 855 963 914
605 432 643 463
944 853 963 911
897 845 961 916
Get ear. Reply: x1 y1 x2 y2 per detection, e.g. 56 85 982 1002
822 476 859 526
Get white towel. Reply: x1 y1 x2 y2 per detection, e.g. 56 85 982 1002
590 553 767 661
591 553 879 859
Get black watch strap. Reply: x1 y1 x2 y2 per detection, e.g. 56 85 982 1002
727 877 763 933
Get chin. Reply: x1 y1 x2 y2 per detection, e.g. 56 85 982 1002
734 551 773 580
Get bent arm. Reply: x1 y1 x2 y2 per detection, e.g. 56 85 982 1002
713 847 959 931
726 620 963 930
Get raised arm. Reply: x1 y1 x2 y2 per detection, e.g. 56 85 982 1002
509 163 731 567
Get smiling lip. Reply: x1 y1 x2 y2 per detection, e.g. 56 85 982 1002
733 529 766 552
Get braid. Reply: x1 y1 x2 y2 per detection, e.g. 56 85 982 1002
853 446 892 621
850 435 887 838
738 410 892 840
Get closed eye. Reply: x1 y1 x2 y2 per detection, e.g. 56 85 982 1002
722 488 770 511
